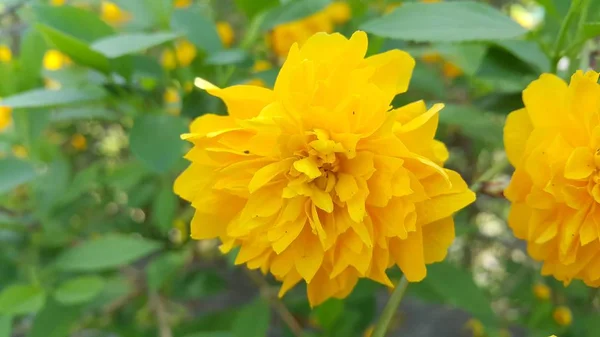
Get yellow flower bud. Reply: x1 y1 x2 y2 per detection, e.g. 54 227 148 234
71 134 87 151
0 45 12 63
533 283 551 300
442 61 463 79
43 50 70 71
51 0 66 5
0 101 12 132
101 1 131 25
325 2 351 24
174 0 192 8
552 307 572 327
465 318 485 337
216 21 234 48
252 60 272 73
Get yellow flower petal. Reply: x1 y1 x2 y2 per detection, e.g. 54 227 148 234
564 147 594 180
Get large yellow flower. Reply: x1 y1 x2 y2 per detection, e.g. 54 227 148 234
505 70 600 287
175 31 474 306
270 2 351 59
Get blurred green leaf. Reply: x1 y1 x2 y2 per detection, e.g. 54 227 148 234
0 158 38 195
130 114 187 173
235 0 278 18
152 185 177 233
171 9 223 54
19 28 47 91
146 252 186 291
0 87 106 109
0 285 46 315
361 1 526 42
423 262 495 325
312 299 344 332
260 0 330 31
0 316 10 337
27 299 82 337
434 43 487 75
206 49 249 65
50 107 119 121
54 275 106 305
232 297 270 337
495 40 550 73
439 104 504 147
583 22 600 40
36 24 111 74
92 32 180 58
33 4 114 43
55 234 161 272
183 333 232 337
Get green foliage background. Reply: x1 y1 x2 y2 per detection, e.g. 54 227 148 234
0 0 599 336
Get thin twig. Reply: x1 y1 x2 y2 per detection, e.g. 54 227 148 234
150 292 173 337
245 270 304 337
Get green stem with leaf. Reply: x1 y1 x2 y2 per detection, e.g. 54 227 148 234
372 276 410 337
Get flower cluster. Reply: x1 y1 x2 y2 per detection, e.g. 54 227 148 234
505 70 600 288
175 31 474 306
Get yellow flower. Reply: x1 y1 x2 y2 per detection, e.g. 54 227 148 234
253 60 272 73
0 102 11 132
552 306 572 326
533 282 551 300
161 40 197 70
101 1 131 25
442 62 463 79
174 0 192 8
216 21 235 48
421 52 442 64
244 78 266 87
176 32 475 306
71 134 87 151
43 50 71 71
504 71 600 288
464 319 485 337
12 145 28 159
325 2 351 24
164 88 181 116
0 45 12 63
51 0 66 5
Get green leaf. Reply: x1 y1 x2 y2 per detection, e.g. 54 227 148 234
433 43 487 75
183 333 232 337
27 299 82 337
439 104 504 147
33 4 114 43
260 0 330 31
583 22 600 40
54 276 106 305
171 8 223 54
129 114 187 173
312 299 344 332
146 252 186 291
50 107 119 121
55 234 161 272
0 158 38 195
495 40 550 72
0 285 46 315
91 32 180 58
0 316 11 337
152 185 178 233
19 28 47 91
232 298 270 337
206 49 249 65
36 24 111 74
235 0 278 18
1 87 106 109
361 1 526 42
422 262 496 325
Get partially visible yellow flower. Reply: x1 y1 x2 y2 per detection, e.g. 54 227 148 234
464 319 485 337
174 0 192 8
363 325 374 337
0 101 11 132
504 71 600 288
253 60 272 73
216 21 235 48
533 283 551 300
161 40 197 70
12 145 28 159
164 88 181 116
43 50 71 71
552 306 572 326
442 62 463 79
71 134 87 151
325 2 351 24
0 45 12 63
51 0 66 5
44 78 62 90
101 1 131 25
421 52 442 64
177 32 475 307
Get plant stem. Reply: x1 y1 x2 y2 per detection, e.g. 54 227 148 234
470 158 510 192
550 0 582 73
372 275 409 337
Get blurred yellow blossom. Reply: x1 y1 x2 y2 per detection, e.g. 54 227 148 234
43 50 71 71
174 0 192 8
164 88 181 115
71 134 87 151
178 32 474 306
0 101 11 132
216 21 235 48
533 283 551 300
442 62 463 79
0 45 12 63
101 1 131 25
465 319 485 337
325 2 351 24
244 78 266 87
552 306 572 326
51 0 66 5
253 60 272 73
161 40 197 70
12 145 28 159
421 52 442 64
